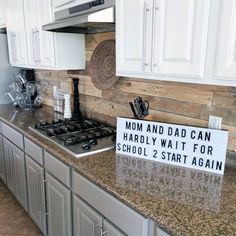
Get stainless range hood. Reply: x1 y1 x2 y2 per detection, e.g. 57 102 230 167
43 0 115 34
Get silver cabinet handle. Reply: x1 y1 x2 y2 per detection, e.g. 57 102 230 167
11 34 17 62
32 28 37 63
92 222 100 235
8 147 12 178
35 171 40 210
13 34 18 62
10 34 15 62
35 28 41 63
100 228 108 235
152 0 159 72
9 149 14 178
142 1 150 71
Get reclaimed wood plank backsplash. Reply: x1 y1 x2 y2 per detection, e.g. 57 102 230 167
35 32 236 152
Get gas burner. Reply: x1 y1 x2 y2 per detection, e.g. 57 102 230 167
30 118 116 158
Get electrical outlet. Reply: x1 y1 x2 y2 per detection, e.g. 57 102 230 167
208 116 222 129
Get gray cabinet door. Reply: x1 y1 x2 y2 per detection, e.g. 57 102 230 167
13 144 27 211
3 137 16 195
26 156 46 235
0 135 6 184
103 220 126 236
2 137 27 211
46 172 72 236
73 195 103 236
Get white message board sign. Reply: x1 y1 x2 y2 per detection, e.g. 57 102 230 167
116 117 229 174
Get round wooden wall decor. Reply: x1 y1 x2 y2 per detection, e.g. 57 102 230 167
90 40 119 90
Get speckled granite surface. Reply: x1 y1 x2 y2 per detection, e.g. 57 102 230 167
1 105 236 236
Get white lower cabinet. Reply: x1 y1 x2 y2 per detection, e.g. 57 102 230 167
0 122 168 236
26 155 47 235
72 171 149 236
73 195 126 236
73 195 103 236
2 137 27 211
46 172 72 236
3 137 16 195
0 135 6 184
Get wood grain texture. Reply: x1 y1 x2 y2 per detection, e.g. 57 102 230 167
212 92 236 109
86 32 115 50
102 89 204 119
113 78 213 105
35 32 236 152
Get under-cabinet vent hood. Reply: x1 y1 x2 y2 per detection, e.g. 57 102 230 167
43 0 115 34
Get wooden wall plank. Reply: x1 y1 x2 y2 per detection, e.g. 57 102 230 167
102 89 204 119
79 94 132 118
201 106 236 127
86 32 115 50
212 92 236 109
113 79 213 105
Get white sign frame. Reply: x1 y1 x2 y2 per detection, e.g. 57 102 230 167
116 117 229 174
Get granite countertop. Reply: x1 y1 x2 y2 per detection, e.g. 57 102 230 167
0 105 236 236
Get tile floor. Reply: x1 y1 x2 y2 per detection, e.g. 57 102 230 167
0 180 43 236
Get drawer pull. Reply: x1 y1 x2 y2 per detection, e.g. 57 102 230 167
101 228 108 235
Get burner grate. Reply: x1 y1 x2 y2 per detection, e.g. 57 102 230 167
33 118 116 151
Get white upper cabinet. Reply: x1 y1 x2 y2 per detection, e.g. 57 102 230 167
6 0 85 70
0 0 6 26
152 0 210 78
116 0 211 79
117 0 236 86
37 0 55 68
116 0 153 74
24 0 55 68
6 0 28 67
215 0 236 80
23 0 40 66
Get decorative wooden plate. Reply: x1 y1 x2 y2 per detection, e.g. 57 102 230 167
90 40 119 90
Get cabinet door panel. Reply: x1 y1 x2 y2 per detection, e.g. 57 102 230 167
5 0 17 65
0 135 6 184
12 145 27 211
14 0 28 66
103 220 126 236
116 0 153 74
26 156 46 235
152 0 210 77
36 0 55 68
215 0 236 79
0 0 6 25
6 0 28 66
73 195 103 236
3 138 16 195
46 173 72 236
23 0 38 66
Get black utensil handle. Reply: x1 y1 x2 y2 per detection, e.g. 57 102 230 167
129 102 138 119
141 100 149 116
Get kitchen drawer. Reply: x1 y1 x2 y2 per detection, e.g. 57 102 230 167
72 171 149 236
24 137 43 165
44 151 71 187
2 122 23 149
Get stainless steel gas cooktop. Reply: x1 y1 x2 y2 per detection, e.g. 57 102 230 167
29 118 116 158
